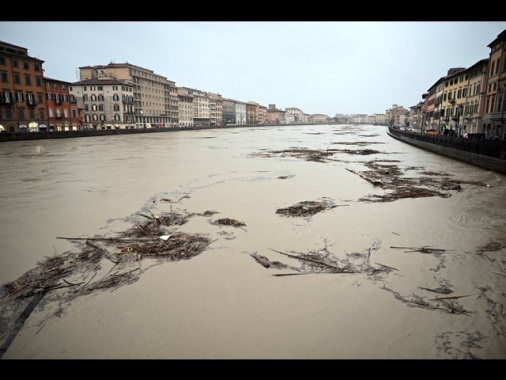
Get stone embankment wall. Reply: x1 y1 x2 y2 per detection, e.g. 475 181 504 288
0 123 300 143
387 127 506 175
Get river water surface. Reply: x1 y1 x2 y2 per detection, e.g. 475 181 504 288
0 124 505 359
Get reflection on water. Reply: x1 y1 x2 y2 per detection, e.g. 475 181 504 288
0 124 505 359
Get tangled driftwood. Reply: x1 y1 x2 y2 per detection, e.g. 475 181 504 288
0 209 215 358
275 198 347 218
253 146 490 202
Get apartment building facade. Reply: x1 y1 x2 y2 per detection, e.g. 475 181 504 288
420 30 505 139
246 101 259 125
0 40 46 132
258 105 267 124
309 114 328 124
234 101 247 125
207 92 223 127
464 59 489 135
177 91 193 127
44 77 83 131
266 104 285 124
69 77 134 130
483 29 506 139
285 107 304 123
179 87 211 127
79 63 176 129
222 98 236 125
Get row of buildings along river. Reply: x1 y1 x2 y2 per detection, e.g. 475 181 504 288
0 28 505 139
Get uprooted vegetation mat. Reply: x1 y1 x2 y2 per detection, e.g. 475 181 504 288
251 240 505 323
0 191 503 359
275 198 347 218
346 161 490 202
253 146 382 163
253 146 490 202
0 208 217 357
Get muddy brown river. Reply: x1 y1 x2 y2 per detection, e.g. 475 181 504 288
0 124 505 359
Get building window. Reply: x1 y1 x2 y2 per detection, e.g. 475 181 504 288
113 94 119 101
114 114 120 121
92 104 97 111
1 72 8 83
2 91 11 103
18 108 25 119
83 94 88 102
34 64 40 72
25 75 31 86
37 93 43 103
98 104 103 111
100 114 105 122
91 94 97 101
12 59 18 67
92 114 98 121
62 84 66 91
23 61 29 70
47 93 52 100
54 83 58 90
36 77 42 87
16 91 24 102
56 108 61 118
0 57 5 65
64 108 69 118
98 94 104 101
14 73 20 84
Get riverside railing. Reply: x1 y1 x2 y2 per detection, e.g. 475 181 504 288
388 127 506 160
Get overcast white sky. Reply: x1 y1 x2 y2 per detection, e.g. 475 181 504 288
2 21 506 116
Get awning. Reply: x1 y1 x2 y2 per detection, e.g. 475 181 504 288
38 124 47 129
19 124 28 129
29 122 38 130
